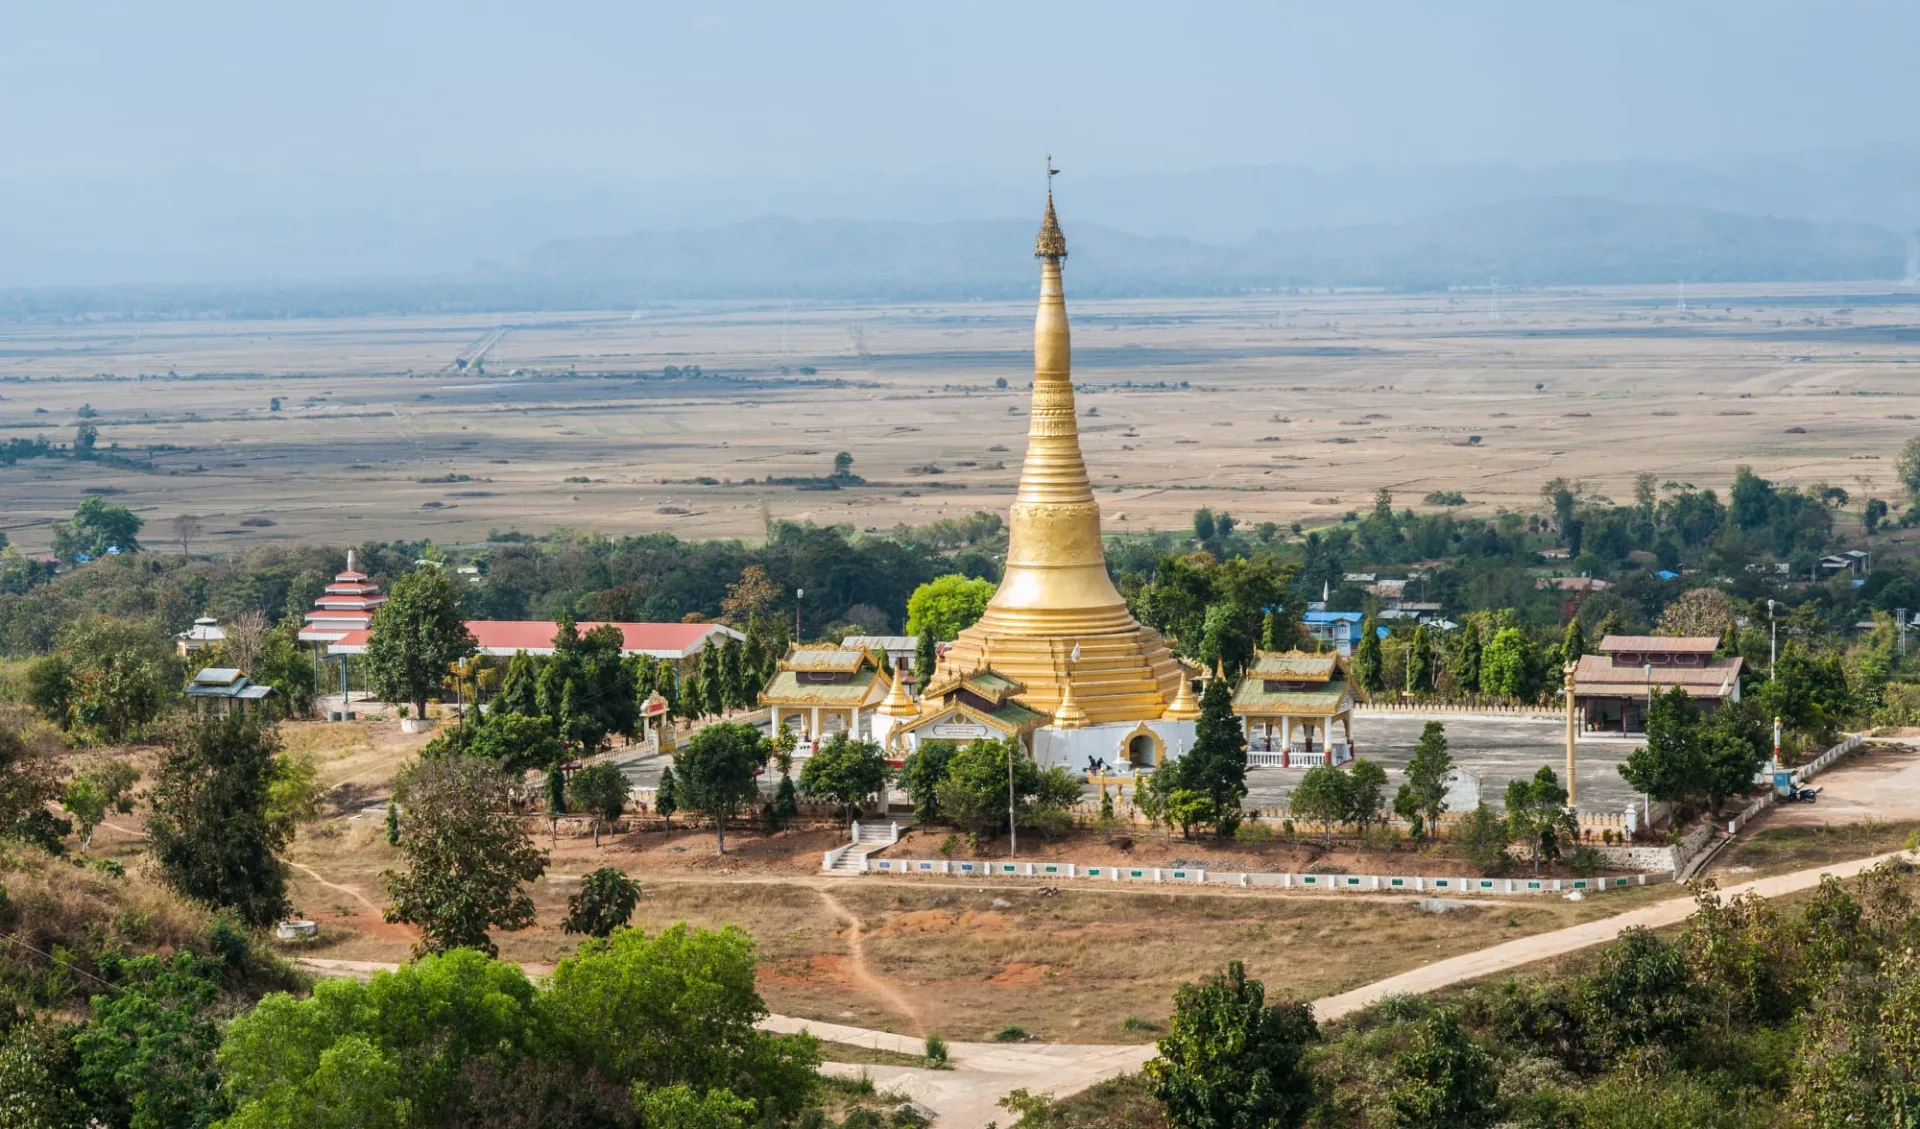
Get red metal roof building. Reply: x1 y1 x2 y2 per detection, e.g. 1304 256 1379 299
327 619 742 661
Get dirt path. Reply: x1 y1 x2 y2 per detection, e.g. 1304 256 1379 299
813 887 928 1035
290 862 383 914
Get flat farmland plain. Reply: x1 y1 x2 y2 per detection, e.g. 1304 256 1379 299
3 281 1917 553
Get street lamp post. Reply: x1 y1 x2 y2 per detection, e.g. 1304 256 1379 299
1768 598 1777 681
795 588 804 642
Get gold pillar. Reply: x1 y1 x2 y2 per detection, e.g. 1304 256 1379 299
1563 661 1579 807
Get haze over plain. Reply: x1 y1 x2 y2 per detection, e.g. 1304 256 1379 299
4 1 1920 296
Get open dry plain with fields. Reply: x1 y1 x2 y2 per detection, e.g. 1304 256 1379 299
4 281 1918 554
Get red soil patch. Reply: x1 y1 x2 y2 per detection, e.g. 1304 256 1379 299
760 954 858 988
987 962 1054 986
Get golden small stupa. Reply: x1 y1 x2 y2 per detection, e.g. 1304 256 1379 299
933 182 1185 725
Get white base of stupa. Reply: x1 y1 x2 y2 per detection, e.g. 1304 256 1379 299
1032 719 1197 776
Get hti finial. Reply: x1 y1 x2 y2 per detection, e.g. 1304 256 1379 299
1035 157 1067 260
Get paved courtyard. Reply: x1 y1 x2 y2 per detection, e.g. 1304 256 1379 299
611 710 1643 817
1239 713 1643 815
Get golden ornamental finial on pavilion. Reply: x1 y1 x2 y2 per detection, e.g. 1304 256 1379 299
878 665 918 719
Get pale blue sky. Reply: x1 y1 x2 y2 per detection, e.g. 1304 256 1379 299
5 0 1918 182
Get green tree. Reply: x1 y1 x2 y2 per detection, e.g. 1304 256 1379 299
1387 1010 1497 1129
1619 686 1706 806
1504 766 1577 874
899 739 958 822
674 722 767 854
383 754 548 956
217 950 542 1127
1198 602 1256 680
34 616 180 742
642 1084 758 1129
265 752 322 839
1578 927 1701 1064
1344 757 1389 843
1406 623 1434 694
656 764 678 827
463 712 567 776
1173 674 1248 836
1144 961 1318 1129
1394 721 1454 840
1453 802 1509 870
1354 619 1386 694
561 866 641 937
0 708 66 853
1192 507 1217 542
74 954 227 1129
1560 617 1588 666
797 733 890 818
1453 619 1483 694
932 737 1039 840
773 772 799 823
1897 435 1920 497
1480 626 1538 700
146 714 291 927
364 565 476 721
1157 789 1217 840
905 574 996 641
0 1021 85 1129
50 496 143 560
1698 714 1766 811
1290 765 1350 847
60 758 138 847
1864 497 1890 534
914 626 938 686
541 924 820 1118
567 761 630 846
249 623 317 716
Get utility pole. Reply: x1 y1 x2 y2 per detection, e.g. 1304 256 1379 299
1007 739 1017 858
794 588 804 642
1898 607 1909 663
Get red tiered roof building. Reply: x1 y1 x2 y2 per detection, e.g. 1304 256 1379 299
297 551 388 646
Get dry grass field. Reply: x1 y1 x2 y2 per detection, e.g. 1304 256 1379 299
4 281 1917 554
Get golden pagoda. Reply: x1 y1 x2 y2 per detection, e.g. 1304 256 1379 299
932 187 1185 725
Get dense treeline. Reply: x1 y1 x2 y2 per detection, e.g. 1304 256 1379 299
4 461 1917 764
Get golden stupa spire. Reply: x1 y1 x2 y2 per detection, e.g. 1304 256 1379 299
931 171 1185 725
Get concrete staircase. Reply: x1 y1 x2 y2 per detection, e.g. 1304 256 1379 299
823 820 901 874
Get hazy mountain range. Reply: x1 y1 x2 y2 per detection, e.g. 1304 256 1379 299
3 146 1919 314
